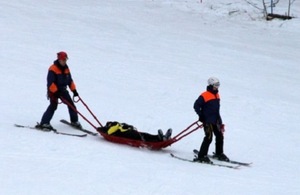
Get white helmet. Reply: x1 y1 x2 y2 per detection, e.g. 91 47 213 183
207 77 220 87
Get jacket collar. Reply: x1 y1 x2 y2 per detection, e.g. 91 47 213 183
206 85 218 95
54 60 68 71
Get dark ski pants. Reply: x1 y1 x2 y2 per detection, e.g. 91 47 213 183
40 91 78 125
198 124 224 157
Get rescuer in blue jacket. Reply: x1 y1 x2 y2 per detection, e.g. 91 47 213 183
36 51 81 130
193 77 229 163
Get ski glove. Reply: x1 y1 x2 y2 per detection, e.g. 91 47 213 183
220 124 225 134
198 114 204 122
73 90 79 97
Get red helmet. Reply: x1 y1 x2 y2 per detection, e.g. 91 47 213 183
57 51 68 60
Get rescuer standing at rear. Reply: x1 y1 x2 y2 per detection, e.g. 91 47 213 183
193 77 229 164
36 51 81 130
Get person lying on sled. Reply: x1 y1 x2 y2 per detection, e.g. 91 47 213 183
97 121 172 142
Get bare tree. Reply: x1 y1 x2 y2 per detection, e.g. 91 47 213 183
245 0 294 20
270 0 280 14
244 0 268 17
288 0 296 16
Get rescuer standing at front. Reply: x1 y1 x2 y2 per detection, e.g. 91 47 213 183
193 77 229 164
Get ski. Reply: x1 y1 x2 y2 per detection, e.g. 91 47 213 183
14 124 87 137
60 119 98 136
193 149 252 166
170 153 240 169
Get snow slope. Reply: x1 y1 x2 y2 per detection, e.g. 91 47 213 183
1 0 300 194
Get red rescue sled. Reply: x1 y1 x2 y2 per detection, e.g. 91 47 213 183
61 96 203 150
97 121 202 150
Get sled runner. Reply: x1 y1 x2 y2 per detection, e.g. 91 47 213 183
97 131 174 150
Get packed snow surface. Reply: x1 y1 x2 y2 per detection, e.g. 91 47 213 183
1 0 299 194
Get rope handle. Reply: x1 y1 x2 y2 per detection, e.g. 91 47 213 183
60 96 102 130
171 121 203 143
73 96 80 103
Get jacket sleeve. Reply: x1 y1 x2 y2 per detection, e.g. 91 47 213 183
193 96 204 116
47 70 58 93
218 113 223 125
68 71 76 92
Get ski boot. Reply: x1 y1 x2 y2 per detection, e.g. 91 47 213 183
194 155 213 164
35 123 54 132
71 121 82 129
213 153 230 162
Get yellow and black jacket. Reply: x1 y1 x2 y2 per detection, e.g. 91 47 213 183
97 121 162 142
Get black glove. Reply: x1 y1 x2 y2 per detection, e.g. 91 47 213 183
198 114 204 122
73 90 79 97
219 124 225 134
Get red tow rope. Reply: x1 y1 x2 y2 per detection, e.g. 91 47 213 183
170 121 203 144
60 96 103 130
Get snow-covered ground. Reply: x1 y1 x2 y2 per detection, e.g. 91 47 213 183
1 0 299 194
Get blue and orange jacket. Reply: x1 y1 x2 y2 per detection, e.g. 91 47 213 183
193 86 222 124
47 60 76 94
